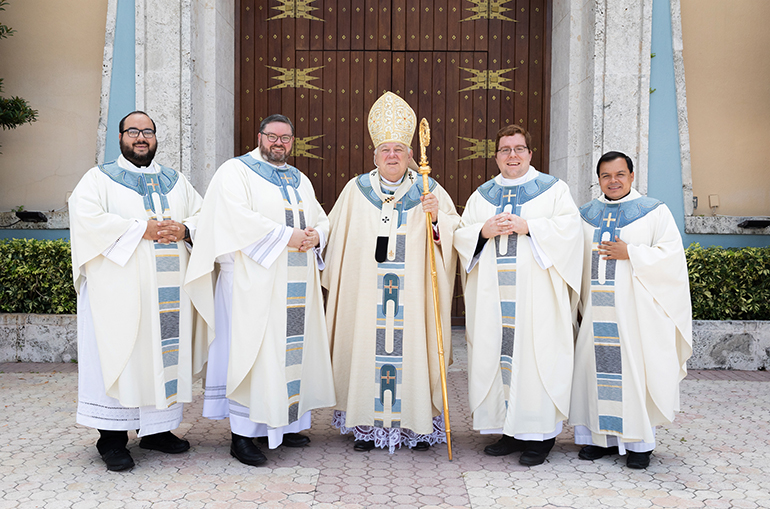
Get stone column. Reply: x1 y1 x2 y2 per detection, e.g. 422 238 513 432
550 0 652 205
134 0 234 191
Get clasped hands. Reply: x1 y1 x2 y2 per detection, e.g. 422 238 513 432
144 219 187 244
598 236 629 260
481 212 528 238
288 227 321 252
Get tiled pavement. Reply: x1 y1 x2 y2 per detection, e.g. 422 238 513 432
2 328 770 509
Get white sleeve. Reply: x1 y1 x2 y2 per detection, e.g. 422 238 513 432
313 229 326 270
101 220 146 267
527 233 553 270
241 225 293 268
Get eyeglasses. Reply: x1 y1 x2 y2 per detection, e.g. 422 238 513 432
261 132 293 144
497 146 529 156
121 128 156 139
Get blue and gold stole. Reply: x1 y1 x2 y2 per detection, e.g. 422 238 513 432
238 154 307 424
579 195 661 435
477 173 557 404
99 161 182 407
356 170 436 428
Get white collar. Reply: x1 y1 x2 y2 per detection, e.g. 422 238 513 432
249 147 289 169
497 166 538 186
599 187 642 204
118 154 159 173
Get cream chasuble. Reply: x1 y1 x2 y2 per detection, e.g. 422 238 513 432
455 170 583 436
69 158 205 409
570 189 692 446
184 153 336 428
322 169 460 435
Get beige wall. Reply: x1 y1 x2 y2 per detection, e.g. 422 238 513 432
0 0 106 211
682 0 770 217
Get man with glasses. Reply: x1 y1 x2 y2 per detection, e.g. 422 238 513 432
569 151 692 469
185 114 335 466
69 111 205 471
454 124 583 466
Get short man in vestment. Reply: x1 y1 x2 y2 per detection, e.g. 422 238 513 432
569 151 692 469
454 124 583 466
69 111 205 471
185 114 335 466
322 92 461 453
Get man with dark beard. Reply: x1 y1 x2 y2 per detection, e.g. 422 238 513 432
69 111 205 471
185 114 335 466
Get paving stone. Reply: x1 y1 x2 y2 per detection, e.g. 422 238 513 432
2 329 770 508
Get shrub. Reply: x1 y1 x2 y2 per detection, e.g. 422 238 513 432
0 238 75 314
686 244 770 321
1 239 769 320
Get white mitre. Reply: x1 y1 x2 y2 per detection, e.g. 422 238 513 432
367 91 417 148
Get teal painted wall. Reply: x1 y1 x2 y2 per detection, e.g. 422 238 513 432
648 0 769 248
104 0 136 162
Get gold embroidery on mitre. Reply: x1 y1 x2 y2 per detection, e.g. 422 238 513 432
367 91 417 148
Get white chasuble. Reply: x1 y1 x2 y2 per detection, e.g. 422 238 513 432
455 171 583 436
570 189 692 446
69 157 205 411
322 169 460 436
184 152 336 429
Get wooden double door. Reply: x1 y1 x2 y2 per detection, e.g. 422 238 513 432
236 0 552 318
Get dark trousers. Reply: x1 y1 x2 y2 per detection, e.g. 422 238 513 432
96 429 129 454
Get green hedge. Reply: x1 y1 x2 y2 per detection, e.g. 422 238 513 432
686 244 770 321
0 238 76 314
0 239 769 320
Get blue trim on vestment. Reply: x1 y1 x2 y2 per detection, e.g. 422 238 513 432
579 196 662 228
236 154 302 188
477 173 558 207
98 160 179 196
355 170 437 211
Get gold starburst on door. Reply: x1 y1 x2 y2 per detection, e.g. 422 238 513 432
460 0 516 22
291 134 325 160
457 137 496 161
458 67 517 92
268 0 324 22
266 66 325 90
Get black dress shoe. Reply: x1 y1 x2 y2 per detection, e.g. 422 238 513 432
483 434 525 456
101 448 135 471
626 451 652 469
519 438 556 466
578 445 619 460
139 431 190 454
230 434 267 466
353 439 375 451
412 441 430 451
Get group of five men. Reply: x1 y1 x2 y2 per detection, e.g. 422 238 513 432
69 92 692 473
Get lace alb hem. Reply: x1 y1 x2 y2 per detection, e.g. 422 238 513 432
332 410 446 454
